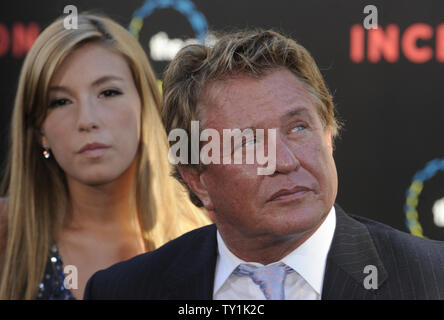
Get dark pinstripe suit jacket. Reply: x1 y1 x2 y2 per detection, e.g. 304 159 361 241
84 205 444 299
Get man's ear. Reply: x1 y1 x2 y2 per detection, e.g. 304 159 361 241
324 130 333 154
178 166 214 211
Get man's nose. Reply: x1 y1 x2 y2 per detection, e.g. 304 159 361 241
76 98 100 132
274 134 300 174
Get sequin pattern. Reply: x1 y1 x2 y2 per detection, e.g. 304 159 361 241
36 243 75 300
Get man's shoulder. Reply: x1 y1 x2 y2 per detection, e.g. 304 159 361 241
84 224 217 299
350 212 444 252
339 208 444 281
325 206 444 299
95 223 216 275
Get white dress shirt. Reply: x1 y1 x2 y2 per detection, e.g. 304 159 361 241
213 206 336 300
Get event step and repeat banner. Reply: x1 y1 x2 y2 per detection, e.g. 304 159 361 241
1 0 443 240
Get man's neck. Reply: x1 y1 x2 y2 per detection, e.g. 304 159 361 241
218 213 330 265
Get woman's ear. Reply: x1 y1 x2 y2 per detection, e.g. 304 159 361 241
41 136 48 148
40 129 49 149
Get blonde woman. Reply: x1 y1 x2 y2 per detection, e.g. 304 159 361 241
0 13 210 300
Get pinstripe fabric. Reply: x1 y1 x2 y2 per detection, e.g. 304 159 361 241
84 204 444 300
84 224 218 299
322 205 444 299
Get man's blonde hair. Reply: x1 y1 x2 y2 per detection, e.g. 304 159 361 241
162 29 341 207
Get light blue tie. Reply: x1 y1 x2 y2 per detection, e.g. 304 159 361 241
233 262 295 299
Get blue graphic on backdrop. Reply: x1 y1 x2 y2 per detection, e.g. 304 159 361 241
405 157 444 238
128 0 209 61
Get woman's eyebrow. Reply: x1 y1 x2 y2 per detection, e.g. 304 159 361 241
49 75 125 93
48 86 72 95
91 75 124 87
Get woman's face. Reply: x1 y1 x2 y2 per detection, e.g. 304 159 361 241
41 42 142 186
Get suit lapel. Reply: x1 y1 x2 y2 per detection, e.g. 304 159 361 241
154 207 389 299
162 225 218 299
322 205 388 299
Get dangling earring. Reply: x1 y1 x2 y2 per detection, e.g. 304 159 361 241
43 148 51 159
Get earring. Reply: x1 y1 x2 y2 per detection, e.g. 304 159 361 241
43 148 51 159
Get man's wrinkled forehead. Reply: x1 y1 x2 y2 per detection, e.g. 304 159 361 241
196 69 319 130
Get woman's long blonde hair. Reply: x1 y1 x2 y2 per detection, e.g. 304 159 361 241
0 13 210 299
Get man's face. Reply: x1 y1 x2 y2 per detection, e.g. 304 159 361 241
196 68 338 243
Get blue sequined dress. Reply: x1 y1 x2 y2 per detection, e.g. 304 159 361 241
36 243 75 300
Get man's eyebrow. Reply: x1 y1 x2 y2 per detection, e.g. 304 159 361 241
234 107 313 132
236 125 258 132
280 107 312 122
49 75 124 93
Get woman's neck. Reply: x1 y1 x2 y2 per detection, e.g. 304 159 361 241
63 160 139 233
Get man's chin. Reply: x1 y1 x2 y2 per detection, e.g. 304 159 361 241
265 208 327 237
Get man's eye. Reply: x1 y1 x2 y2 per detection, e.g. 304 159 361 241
291 124 307 132
101 89 122 97
49 98 70 108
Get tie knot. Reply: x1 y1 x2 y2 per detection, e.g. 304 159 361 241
233 262 294 299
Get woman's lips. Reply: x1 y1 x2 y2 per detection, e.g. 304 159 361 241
78 143 110 158
79 147 110 158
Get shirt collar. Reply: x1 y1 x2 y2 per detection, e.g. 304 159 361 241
213 206 336 296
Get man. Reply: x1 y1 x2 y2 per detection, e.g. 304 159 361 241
84 29 444 299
